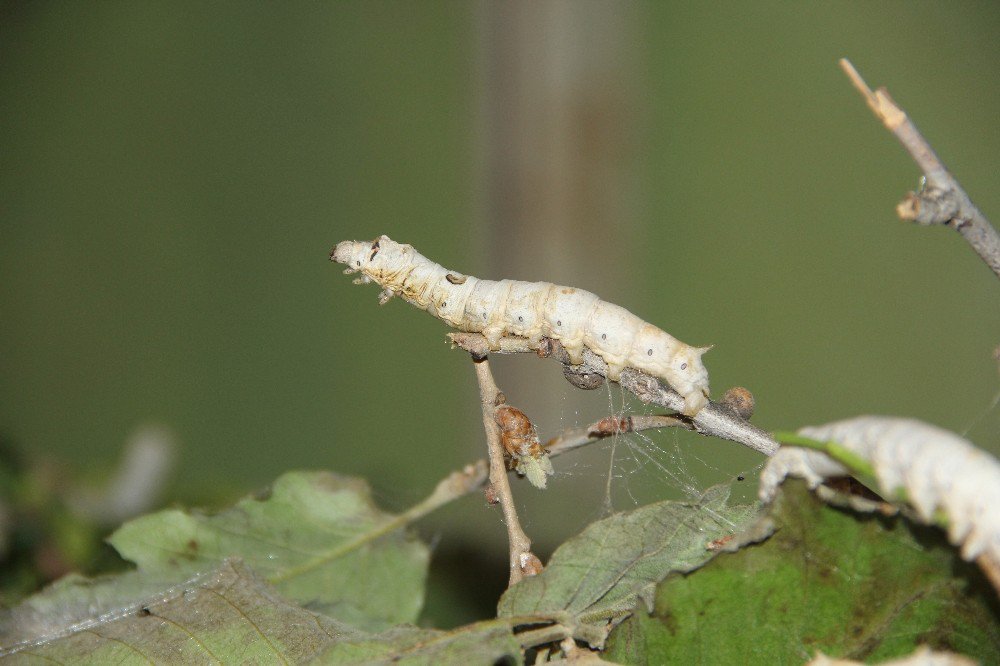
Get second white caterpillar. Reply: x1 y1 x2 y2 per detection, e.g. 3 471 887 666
331 235 711 415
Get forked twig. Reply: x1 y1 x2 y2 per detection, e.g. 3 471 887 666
471 356 537 586
840 58 1000 279
442 332 767 587
450 332 778 457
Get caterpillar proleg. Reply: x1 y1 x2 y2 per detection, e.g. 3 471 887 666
331 235 711 415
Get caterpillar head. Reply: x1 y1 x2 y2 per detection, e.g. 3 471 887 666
331 235 412 289
331 236 382 275
672 345 711 416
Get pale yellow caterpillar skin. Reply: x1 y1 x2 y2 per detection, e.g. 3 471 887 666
331 235 711 415
760 416 1000 568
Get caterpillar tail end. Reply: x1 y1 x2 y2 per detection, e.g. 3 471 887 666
682 389 710 417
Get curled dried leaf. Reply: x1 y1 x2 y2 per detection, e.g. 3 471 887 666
562 365 606 390
494 405 553 489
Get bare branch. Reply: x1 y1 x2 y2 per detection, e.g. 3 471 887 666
397 460 490 525
450 332 778 457
403 338 771 576
544 414 687 458
840 58 1000 280
471 355 537 586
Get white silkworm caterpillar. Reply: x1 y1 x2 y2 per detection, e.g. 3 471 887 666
330 235 711 415
759 416 1000 568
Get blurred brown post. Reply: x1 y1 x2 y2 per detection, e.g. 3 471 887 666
474 1 646 434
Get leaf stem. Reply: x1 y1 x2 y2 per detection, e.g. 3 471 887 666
772 431 879 489
269 462 487 585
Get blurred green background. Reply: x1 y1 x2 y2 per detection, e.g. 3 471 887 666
2 2 998 625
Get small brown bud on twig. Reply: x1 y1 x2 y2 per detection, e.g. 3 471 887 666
536 338 556 358
588 415 633 437
495 405 537 456
519 551 544 577
484 483 500 505
720 387 755 420
494 404 554 489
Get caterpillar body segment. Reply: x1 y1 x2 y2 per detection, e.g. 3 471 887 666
759 416 1000 568
331 235 711 415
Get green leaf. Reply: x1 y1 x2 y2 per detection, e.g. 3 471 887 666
314 620 522 665
110 470 429 629
497 484 764 649
0 471 429 653
605 481 1000 664
0 559 356 664
0 558 521 666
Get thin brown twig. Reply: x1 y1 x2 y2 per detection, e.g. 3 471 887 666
451 332 779 457
544 414 687 458
451 332 774 587
416 342 766 585
472 356 535 587
405 339 769 589
840 58 1000 280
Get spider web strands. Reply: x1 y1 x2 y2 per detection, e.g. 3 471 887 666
444 330 771 517
959 386 1000 438
570 383 757 523
448 332 778 458
615 427 758 531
